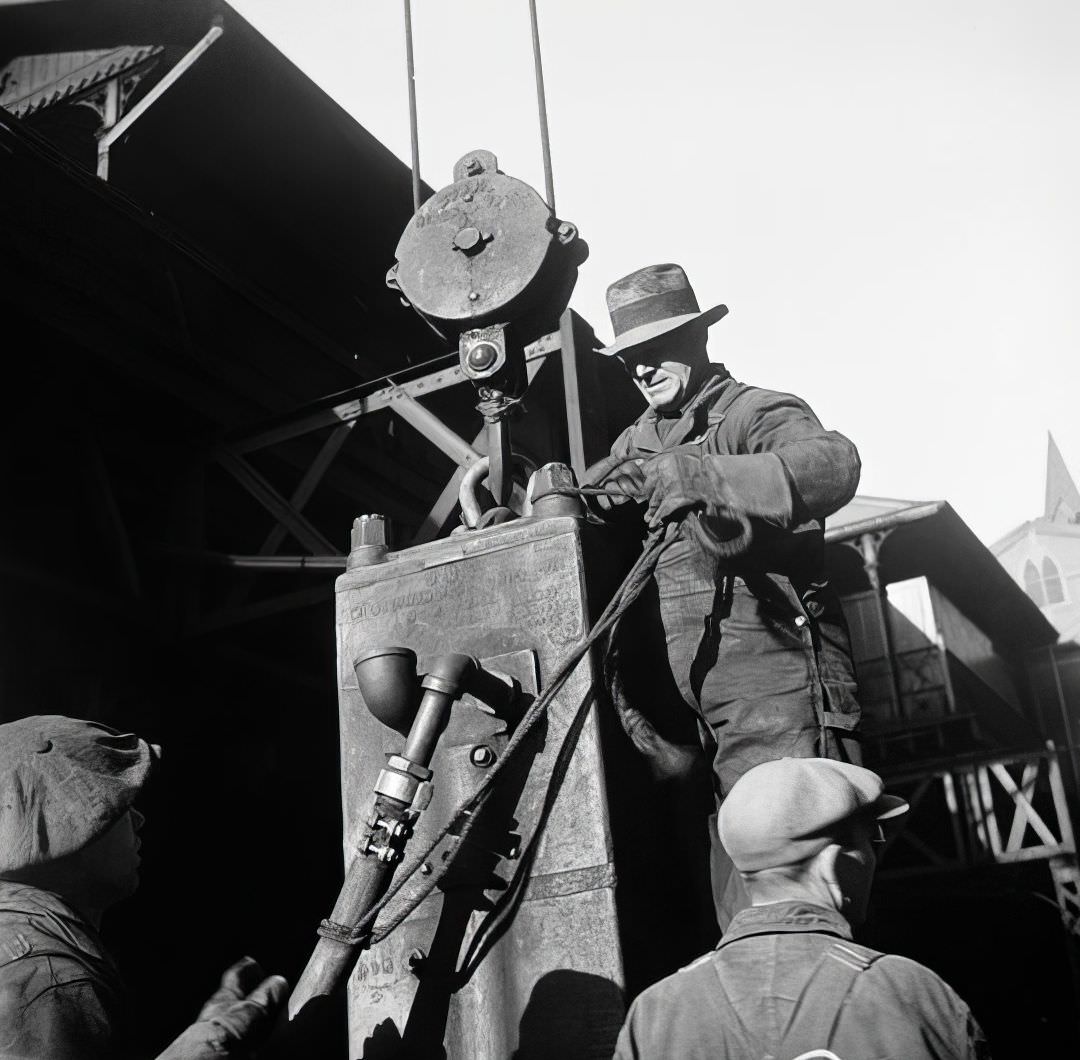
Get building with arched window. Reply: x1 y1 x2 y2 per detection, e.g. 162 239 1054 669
992 434 1080 643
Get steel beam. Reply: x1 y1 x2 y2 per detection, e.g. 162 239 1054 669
558 310 607 480
386 389 481 469
231 334 560 454
98 22 224 180
216 450 341 555
256 423 355 559
559 309 587 479
410 433 486 545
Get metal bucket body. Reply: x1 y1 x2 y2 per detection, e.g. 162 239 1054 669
335 515 626 1058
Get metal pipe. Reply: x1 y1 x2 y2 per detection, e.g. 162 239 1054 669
97 20 224 179
156 547 345 570
527 0 556 212
403 0 422 212
225 554 345 570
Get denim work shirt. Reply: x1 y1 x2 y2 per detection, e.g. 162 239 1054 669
608 369 863 794
0 880 125 1060
613 901 989 1060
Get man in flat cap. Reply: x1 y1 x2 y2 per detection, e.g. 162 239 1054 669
586 263 862 922
613 758 989 1059
0 714 287 1059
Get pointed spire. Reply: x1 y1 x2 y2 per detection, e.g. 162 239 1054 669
1045 433 1080 523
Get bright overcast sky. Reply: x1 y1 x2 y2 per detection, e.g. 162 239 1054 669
231 0 1079 546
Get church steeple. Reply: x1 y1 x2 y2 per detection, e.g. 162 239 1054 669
1044 433 1080 524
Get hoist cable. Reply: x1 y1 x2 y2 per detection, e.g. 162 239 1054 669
528 0 556 212
403 0 422 212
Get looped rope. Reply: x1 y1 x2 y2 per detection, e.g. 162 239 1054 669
317 917 371 946
682 506 753 559
348 525 676 944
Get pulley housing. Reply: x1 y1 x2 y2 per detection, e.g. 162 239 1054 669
386 150 587 344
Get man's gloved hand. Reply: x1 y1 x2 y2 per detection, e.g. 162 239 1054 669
582 453 647 512
616 703 708 782
157 957 289 1059
642 449 713 528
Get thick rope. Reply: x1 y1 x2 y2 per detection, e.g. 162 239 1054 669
349 473 754 945
354 524 677 943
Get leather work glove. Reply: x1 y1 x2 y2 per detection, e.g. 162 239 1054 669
643 448 754 557
642 449 715 528
157 957 289 1059
582 453 647 512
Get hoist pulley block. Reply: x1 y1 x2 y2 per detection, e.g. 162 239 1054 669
386 149 587 343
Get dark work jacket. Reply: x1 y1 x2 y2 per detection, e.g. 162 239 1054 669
608 369 862 794
0 881 125 1060
613 901 989 1060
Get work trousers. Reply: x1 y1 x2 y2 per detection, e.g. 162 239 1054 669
652 551 861 927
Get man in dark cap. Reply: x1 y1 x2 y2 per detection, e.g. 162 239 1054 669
0 714 287 1059
586 263 862 922
613 758 989 1059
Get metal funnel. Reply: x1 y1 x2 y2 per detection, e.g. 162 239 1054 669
353 646 420 735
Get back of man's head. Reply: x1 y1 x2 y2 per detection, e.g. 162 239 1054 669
718 758 907 919
0 715 157 905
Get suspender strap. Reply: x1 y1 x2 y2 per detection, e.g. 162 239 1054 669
777 941 882 1060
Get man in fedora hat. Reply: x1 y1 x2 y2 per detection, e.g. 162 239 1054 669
613 758 989 1059
586 263 862 923
0 714 287 1059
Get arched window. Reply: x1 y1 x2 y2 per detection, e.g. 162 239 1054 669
1024 560 1046 606
1024 556 1067 607
1043 556 1065 605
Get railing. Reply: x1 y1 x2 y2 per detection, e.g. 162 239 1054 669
880 742 1075 875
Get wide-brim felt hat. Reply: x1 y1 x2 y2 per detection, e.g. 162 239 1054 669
600 262 728 356
718 757 909 873
0 715 158 873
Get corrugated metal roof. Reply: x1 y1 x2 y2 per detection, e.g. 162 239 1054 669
0 45 161 117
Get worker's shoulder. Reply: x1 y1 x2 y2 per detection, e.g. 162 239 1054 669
856 951 973 1013
0 882 85 938
722 379 816 416
626 947 721 1011
0 883 112 980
